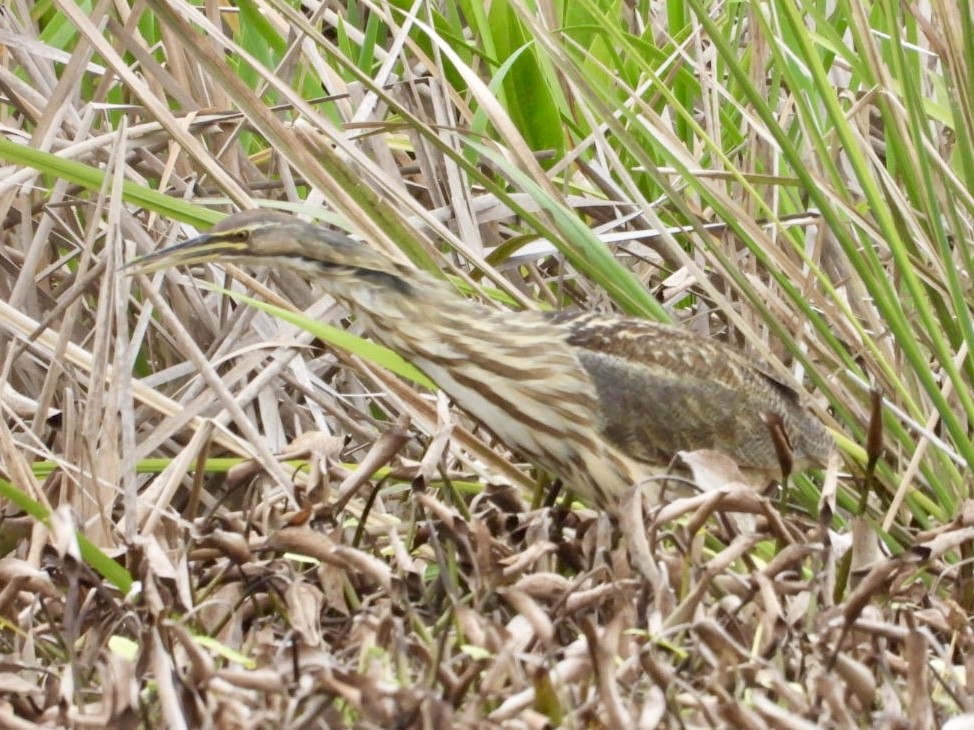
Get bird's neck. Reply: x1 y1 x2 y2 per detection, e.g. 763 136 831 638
318 262 499 353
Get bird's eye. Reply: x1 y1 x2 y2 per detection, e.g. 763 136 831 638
226 230 249 243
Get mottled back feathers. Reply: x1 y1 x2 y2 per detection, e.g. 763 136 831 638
559 312 833 473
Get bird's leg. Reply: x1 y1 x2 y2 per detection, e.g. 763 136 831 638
542 477 565 509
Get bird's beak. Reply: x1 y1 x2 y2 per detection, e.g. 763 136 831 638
127 232 248 274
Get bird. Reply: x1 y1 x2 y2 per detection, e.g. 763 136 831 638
133 209 834 509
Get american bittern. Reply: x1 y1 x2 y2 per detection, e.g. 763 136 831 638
135 210 833 508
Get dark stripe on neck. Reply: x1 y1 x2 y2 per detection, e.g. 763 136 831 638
352 266 414 295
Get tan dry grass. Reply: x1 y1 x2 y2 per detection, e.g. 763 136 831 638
0 1 972 728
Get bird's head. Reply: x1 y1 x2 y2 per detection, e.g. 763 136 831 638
131 210 401 281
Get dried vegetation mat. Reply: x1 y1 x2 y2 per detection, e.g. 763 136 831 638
4 438 971 728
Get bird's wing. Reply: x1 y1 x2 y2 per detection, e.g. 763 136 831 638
560 314 806 469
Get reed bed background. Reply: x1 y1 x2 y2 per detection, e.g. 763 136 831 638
0 1 972 726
